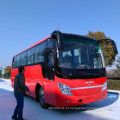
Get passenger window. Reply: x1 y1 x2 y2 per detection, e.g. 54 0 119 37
27 47 35 65
35 41 46 63
21 51 27 66
12 57 15 68
27 50 31 65
14 54 21 67
47 38 53 49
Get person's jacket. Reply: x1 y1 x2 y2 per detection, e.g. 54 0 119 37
14 73 29 94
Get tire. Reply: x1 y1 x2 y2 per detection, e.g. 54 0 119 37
38 87 48 109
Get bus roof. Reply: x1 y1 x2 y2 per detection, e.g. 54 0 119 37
14 36 51 57
62 33 97 42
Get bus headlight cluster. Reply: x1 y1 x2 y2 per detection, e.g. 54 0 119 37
57 83 73 96
101 81 107 92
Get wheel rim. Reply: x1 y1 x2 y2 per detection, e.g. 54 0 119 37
39 89 45 105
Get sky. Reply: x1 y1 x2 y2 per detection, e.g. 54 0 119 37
0 0 120 68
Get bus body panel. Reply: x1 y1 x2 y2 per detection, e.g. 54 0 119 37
24 65 44 97
44 81 57 106
11 65 45 98
11 68 18 87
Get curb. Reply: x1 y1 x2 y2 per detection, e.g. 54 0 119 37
107 90 120 95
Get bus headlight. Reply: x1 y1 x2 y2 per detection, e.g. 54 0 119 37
101 81 107 92
57 83 73 96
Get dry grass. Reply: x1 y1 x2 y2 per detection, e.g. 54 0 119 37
107 79 120 90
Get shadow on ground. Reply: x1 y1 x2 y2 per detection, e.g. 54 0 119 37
0 88 13 94
0 79 6 83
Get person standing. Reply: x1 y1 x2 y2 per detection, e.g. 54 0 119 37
12 66 29 120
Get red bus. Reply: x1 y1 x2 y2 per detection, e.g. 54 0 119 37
11 30 118 108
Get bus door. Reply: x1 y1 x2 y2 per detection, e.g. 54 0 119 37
43 39 56 106
42 38 55 80
45 50 54 80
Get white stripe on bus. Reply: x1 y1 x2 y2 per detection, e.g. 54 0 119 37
70 85 103 90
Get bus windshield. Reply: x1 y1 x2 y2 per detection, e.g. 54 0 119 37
56 37 106 79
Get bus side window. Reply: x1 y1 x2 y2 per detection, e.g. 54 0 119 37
15 54 21 67
21 53 24 66
27 50 31 65
20 51 27 66
13 56 17 68
26 48 34 65
12 57 15 68
48 52 54 66
30 47 35 64
23 51 27 66
47 38 53 49
35 41 46 63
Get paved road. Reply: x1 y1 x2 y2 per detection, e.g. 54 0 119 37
0 79 120 120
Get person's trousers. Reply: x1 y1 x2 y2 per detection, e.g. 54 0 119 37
13 93 24 120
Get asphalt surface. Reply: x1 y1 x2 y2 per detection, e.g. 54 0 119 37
0 79 120 120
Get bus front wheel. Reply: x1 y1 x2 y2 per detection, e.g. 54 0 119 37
38 87 48 109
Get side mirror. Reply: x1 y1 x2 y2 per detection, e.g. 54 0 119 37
51 30 63 50
98 39 118 55
110 40 118 54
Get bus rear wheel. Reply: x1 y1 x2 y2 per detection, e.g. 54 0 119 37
38 87 48 109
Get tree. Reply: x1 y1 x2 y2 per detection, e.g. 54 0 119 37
87 31 117 67
114 56 120 77
0 70 1 77
0 67 2 77
4 66 11 78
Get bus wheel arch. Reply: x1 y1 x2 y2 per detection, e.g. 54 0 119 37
35 83 48 109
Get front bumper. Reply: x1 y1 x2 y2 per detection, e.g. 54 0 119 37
55 89 107 107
